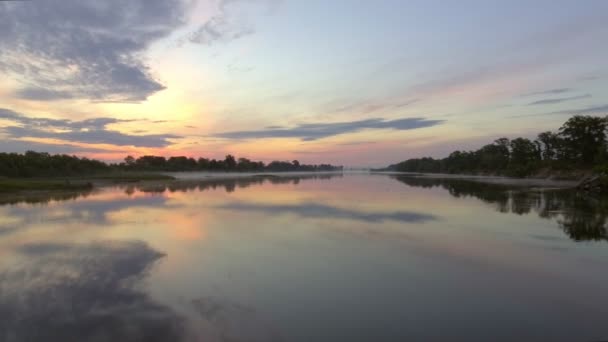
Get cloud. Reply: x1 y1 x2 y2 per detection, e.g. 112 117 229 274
186 0 280 45
188 16 256 45
551 104 608 115
508 103 608 118
0 139 118 155
520 88 572 97
0 108 181 148
14 87 75 101
0 0 187 102
578 74 602 82
329 98 421 115
215 117 444 141
218 201 438 223
336 141 378 146
527 94 591 106
4 126 180 148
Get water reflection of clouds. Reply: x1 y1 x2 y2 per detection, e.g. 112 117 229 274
1 174 607 340
218 201 438 224
1 240 285 341
0 195 173 235
192 297 284 342
0 240 186 341
0 191 214 250
0 215 23 236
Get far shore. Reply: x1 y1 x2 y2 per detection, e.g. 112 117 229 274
370 171 581 189
0 171 347 193
0 172 175 193
0 170 585 194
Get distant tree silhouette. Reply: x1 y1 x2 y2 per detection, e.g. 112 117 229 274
387 115 608 177
0 151 342 177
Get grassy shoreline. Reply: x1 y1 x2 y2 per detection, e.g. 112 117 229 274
0 172 175 193
0 171 588 194
0 179 93 192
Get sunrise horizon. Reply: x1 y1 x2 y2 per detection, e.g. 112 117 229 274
1 0 606 168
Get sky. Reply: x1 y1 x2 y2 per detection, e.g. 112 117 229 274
0 0 607 167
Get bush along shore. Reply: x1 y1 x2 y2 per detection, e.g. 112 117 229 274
0 174 177 193
0 178 94 193
0 151 342 192
380 115 608 193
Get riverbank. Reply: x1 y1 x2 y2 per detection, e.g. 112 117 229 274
371 171 581 189
0 179 94 192
0 172 175 193
0 171 352 193
0 170 584 194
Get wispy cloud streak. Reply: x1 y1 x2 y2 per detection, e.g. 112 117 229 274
527 94 591 106
215 117 444 141
0 108 180 147
520 88 572 97
218 201 438 223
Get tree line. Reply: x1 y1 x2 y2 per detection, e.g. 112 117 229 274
0 151 342 178
387 115 608 177
0 151 110 178
120 154 341 172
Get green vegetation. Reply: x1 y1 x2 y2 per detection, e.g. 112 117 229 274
87 172 175 182
385 115 608 178
121 155 342 172
0 178 93 192
0 151 342 180
0 151 110 178
0 151 340 192
0 175 174 193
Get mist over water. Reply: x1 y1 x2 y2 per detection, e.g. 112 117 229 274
1 173 608 341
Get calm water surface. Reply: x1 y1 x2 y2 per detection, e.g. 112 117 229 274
1 173 608 341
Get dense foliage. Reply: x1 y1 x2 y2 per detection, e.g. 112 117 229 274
0 151 342 178
388 115 608 177
120 155 341 172
0 151 110 177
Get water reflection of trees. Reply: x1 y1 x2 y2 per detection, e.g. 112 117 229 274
0 189 93 206
0 174 342 206
392 176 608 242
126 174 343 194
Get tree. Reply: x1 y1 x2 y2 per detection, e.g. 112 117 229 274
476 138 510 172
510 138 538 163
536 131 560 161
507 137 540 176
559 115 608 164
124 155 135 166
224 155 237 170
